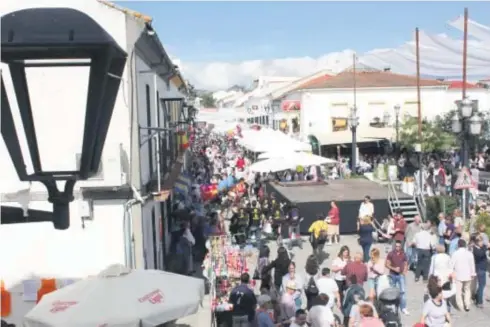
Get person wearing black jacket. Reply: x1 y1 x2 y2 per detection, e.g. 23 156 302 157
229 273 257 327
472 234 488 308
263 246 291 290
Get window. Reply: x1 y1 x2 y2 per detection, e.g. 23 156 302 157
157 92 167 174
146 84 153 176
332 118 348 131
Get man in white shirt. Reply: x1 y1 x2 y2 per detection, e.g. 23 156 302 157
315 268 340 310
307 293 335 327
411 222 435 282
358 196 374 229
451 239 476 311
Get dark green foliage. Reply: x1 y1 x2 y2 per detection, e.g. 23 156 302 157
425 195 458 224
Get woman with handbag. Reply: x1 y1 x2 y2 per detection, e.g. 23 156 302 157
308 215 328 260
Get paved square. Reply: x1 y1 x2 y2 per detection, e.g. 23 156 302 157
177 236 490 326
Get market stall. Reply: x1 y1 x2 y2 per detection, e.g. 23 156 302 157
203 236 257 327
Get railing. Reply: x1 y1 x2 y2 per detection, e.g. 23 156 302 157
413 178 427 220
387 177 400 212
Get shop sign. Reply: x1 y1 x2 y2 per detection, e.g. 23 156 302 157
281 100 301 111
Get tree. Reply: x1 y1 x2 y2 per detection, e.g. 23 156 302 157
398 116 456 153
434 109 490 152
200 92 216 108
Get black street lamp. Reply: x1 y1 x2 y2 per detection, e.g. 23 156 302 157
394 104 401 155
394 104 401 145
348 106 360 172
451 97 482 167
1 8 127 230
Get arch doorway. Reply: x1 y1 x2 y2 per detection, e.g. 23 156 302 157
308 135 320 155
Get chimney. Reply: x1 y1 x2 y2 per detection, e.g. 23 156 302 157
383 67 391 72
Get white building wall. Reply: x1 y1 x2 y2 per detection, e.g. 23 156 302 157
0 1 147 324
0 200 126 325
299 87 490 138
134 56 184 272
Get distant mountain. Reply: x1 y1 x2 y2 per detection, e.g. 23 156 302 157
194 89 211 96
226 84 248 92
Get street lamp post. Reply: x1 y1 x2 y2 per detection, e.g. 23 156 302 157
1 8 127 229
348 106 360 172
451 97 482 167
451 97 482 220
394 104 401 153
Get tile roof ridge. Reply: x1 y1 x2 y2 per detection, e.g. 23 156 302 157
97 0 152 23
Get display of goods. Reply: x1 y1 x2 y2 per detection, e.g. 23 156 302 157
201 184 218 201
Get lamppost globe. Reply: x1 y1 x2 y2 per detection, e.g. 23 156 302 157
469 114 483 135
451 113 463 133
383 111 391 125
461 97 473 118
349 106 359 128
394 104 401 115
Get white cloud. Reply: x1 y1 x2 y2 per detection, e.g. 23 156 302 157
176 49 357 90
174 19 490 91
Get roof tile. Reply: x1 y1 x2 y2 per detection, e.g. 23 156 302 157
98 0 152 23
302 71 445 89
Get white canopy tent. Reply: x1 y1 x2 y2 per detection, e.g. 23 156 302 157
258 151 337 165
361 18 490 79
248 158 295 173
249 152 335 173
239 129 311 152
23 264 204 327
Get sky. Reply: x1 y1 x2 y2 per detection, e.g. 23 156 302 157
120 1 490 90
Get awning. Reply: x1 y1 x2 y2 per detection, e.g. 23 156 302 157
315 127 395 146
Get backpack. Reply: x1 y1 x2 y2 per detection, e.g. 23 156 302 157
342 284 366 317
305 276 319 296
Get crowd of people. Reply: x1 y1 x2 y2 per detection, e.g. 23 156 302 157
173 126 489 327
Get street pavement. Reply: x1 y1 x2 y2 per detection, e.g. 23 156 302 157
176 235 490 327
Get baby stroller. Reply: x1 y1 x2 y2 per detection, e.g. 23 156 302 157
281 217 304 250
375 287 402 327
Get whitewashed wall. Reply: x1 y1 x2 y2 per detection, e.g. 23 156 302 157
0 2 137 325
299 86 490 137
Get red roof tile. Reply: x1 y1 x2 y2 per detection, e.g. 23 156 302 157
296 74 333 89
446 81 481 89
301 71 445 89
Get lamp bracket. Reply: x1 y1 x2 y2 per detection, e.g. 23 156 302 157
138 126 174 147
42 179 76 230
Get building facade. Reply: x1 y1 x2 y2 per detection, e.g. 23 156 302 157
0 1 189 323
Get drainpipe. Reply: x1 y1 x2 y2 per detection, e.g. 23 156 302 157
123 199 138 268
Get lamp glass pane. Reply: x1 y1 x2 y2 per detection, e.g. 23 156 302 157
2 60 89 173
469 115 482 135
451 119 462 133
461 103 473 118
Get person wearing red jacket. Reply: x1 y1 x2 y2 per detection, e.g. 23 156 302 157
392 210 407 248
327 201 340 244
236 155 245 171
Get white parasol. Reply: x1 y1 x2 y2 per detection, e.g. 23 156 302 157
23 264 205 327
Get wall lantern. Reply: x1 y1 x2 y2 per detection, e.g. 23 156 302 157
1 8 127 230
